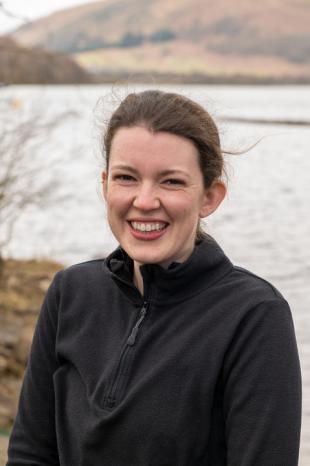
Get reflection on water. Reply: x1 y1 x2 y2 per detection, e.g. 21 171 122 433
1 84 310 463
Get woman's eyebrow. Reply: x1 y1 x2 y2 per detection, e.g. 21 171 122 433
159 169 190 178
110 164 138 174
110 165 190 179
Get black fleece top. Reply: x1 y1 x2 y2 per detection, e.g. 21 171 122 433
7 237 302 466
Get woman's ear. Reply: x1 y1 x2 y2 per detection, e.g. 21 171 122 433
101 171 108 200
199 181 226 218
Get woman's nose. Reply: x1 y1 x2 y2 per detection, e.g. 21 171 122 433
133 183 160 211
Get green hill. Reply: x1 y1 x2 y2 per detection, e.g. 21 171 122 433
8 0 310 83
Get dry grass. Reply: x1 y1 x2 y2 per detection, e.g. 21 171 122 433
0 259 63 437
0 259 62 316
0 435 8 466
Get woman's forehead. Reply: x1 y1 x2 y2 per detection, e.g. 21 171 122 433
108 127 202 177
109 126 199 163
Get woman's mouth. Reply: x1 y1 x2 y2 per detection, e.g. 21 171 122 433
130 221 167 232
128 221 168 240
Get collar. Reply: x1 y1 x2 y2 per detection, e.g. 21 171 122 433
104 236 233 306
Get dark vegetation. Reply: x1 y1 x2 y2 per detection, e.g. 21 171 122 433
0 37 93 84
54 28 177 54
208 32 310 64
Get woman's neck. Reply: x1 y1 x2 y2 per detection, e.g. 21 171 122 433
133 261 144 295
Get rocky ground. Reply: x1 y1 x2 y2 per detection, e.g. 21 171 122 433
0 257 62 462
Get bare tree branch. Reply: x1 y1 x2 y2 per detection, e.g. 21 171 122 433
0 2 29 22
0 104 78 259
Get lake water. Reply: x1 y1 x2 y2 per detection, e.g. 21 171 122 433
1 84 310 463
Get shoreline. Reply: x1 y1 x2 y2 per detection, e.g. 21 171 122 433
2 71 310 86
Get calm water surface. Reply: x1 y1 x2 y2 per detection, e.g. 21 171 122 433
1 84 309 463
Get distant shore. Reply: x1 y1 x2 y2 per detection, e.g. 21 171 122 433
93 71 310 86
1 70 310 86
219 116 310 126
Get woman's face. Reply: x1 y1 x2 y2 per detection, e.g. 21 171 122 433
102 126 225 268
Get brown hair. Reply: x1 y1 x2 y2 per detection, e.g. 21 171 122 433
103 89 225 239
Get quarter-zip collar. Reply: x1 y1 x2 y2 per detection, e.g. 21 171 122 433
105 235 233 306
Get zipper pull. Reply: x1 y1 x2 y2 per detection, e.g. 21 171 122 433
127 303 148 346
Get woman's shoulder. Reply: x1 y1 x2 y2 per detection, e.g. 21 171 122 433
64 258 106 273
221 266 294 344
231 265 285 301
220 263 290 318
51 258 108 291
201 237 286 304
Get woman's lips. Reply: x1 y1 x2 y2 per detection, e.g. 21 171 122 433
128 220 168 240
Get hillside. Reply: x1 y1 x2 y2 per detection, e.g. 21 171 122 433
8 0 310 83
0 37 93 84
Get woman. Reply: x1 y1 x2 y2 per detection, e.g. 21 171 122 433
7 90 302 465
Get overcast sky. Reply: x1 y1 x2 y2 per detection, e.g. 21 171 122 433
0 0 98 34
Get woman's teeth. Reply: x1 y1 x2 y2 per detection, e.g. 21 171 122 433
131 222 166 232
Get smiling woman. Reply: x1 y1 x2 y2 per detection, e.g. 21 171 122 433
6 90 302 466
102 126 225 292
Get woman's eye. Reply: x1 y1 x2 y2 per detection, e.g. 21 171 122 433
163 178 185 186
114 174 135 182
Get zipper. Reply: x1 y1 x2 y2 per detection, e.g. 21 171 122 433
105 301 149 408
127 302 148 346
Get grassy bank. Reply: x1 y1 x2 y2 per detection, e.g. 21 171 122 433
0 258 62 315
0 433 8 466
0 258 63 464
0 258 63 436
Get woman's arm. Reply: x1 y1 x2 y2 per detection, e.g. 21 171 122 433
222 299 302 466
6 272 62 466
